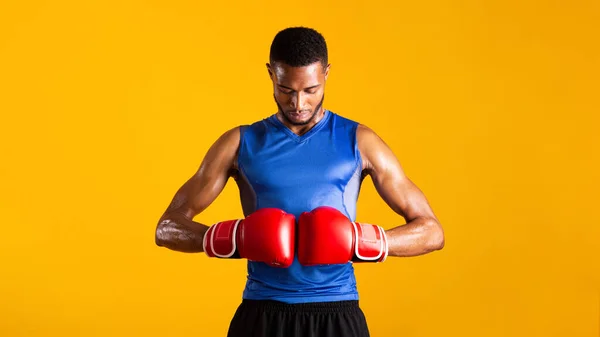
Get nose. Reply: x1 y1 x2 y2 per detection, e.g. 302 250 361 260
289 92 307 111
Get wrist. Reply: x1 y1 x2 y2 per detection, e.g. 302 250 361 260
203 220 242 258
352 223 388 263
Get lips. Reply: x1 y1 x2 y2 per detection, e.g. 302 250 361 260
288 111 310 119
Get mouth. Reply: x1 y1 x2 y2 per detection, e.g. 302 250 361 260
288 110 311 120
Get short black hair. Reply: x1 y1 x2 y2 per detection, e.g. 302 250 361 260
269 27 328 68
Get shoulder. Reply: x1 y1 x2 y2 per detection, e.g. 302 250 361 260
356 124 396 173
215 125 243 146
356 123 387 151
201 125 245 173
356 123 379 141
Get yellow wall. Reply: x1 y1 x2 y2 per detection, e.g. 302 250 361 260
1 1 598 336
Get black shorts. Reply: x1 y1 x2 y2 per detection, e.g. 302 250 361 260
227 299 370 337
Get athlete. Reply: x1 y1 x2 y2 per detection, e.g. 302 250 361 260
155 26 445 337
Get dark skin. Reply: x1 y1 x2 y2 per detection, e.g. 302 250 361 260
155 61 445 257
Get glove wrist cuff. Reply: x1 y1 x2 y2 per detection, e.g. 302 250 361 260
203 220 242 258
352 222 388 263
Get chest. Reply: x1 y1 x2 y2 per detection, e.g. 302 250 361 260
239 131 359 193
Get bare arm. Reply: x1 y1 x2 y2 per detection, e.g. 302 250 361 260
358 124 445 257
155 126 241 253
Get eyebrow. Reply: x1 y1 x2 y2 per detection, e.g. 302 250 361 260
278 84 321 91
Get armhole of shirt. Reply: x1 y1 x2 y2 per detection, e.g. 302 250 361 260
235 124 259 216
353 122 363 176
237 125 249 172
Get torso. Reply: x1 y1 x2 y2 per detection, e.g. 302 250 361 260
234 109 365 304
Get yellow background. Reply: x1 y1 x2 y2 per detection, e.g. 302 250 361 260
1 0 598 336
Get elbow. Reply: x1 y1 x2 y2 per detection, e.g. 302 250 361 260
434 235 445 251
155 228 165 247
427 220 445 251
155 233 164 247
155 220 170 247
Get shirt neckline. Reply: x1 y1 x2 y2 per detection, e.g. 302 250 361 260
267 109 332 143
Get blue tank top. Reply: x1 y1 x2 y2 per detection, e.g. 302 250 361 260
235 109 364 304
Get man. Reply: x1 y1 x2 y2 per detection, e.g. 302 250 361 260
155 26 445 337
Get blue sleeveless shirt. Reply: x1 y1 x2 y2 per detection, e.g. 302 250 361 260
235 109 364 304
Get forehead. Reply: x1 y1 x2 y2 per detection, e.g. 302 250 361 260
272 62 325 85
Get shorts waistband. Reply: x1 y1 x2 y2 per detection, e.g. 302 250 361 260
240 299 360 313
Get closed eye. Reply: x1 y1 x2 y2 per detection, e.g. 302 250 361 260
278 84 320 95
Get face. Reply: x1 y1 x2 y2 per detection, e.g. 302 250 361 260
267 61 330 126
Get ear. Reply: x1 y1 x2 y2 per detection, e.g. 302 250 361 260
324 64 331 80
266 63 274 79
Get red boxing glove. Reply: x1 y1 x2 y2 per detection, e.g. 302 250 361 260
297 206 388 266
203 208 296 268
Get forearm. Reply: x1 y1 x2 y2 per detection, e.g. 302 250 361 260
155 213 209 253
385 217 444 257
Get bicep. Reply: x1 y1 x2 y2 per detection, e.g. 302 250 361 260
359 125 436 222
372 167 435 222
162 127 241 220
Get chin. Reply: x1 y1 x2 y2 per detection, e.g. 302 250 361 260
288 117 312 126
285 111 315 126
